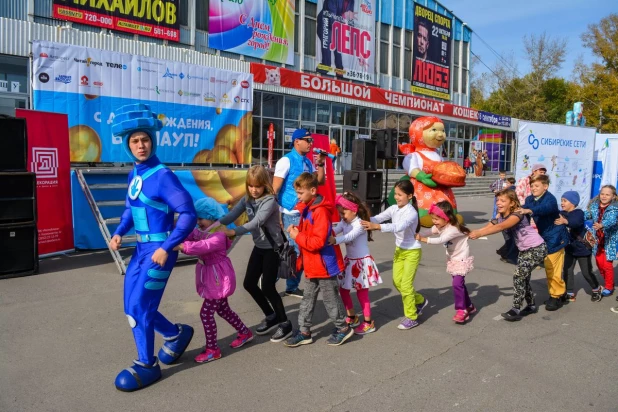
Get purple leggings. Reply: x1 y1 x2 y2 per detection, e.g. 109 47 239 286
452 275 472 311
201 298 249 349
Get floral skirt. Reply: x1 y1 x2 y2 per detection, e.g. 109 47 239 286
338 255 382 290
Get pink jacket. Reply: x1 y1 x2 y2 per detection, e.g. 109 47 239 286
182 230 236 300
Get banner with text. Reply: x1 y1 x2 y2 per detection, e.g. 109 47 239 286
53 0 180 41
315 0 376 83
208 0 295 65
33 41 253 164
251 63 509 123
516 121 596 208
411 3 452 100
16 109 74 257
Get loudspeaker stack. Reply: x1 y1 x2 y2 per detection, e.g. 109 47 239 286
0 117 38 278
344 138 383 215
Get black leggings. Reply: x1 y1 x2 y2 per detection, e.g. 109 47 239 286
244 246 287 322
562 253 600 293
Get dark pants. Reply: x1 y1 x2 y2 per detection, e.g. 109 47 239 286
563 253 599 294
317 10 343 70
498 233 519 264
244 246 288 323
452 275 472 310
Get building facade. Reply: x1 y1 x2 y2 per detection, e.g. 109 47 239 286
0 0 517 172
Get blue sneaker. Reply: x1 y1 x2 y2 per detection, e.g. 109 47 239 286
326 326 354 346
283 330 313 347
115 358 161 392
158 324 194 365
601 288 614 297
416 298 429 316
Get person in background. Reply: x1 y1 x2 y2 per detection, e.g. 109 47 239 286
490 171 507 218
329 138 342 174
554 191 603 302
463 156 472 175
272 129 327 298
505 177 516 190
515 163 546 205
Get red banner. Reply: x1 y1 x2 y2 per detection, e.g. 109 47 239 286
16 109 74 256
310 134 339 222
251 63 484 122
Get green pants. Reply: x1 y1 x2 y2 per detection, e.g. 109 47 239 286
393 247 425 320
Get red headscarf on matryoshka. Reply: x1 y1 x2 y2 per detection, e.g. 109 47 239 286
398 116 443 155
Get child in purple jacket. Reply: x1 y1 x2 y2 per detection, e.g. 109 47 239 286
175 197 252 363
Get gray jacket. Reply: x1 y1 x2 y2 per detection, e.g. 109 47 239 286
219 194 284 249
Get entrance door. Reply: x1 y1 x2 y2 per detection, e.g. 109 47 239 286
329 125 343 173
341 127 358 173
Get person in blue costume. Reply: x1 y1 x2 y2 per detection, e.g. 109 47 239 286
109 104 197 392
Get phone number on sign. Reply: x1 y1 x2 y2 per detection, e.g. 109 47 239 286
154 27 178 38
85 12 112 26
346 71 372 81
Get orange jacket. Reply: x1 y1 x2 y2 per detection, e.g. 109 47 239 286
329 143 341 156
294 195 344 278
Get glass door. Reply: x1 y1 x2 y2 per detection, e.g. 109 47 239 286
342 127 358 172
329 125 343 173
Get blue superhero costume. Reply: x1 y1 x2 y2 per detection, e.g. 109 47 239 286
111 104 197 392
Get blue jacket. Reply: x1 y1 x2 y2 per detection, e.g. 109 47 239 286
560 209 591 257
523 191 570 254
278 149 313 211
585 200 618 260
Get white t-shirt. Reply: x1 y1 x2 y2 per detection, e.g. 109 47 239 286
402 150 442 175
274 155 315 215
370 204 421 249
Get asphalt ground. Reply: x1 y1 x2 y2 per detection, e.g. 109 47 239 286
1 196 617 412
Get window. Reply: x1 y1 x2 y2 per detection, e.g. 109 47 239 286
305 2 317 57
345 105 357 126
285 97 300 120
178 0 189 26
196 0 209 31
358 107 370 128
392 45 401 77
371 109 386 130
331 104 345 125
404 30 413 80
252 91 262 117
380 23 390 74
316 101 330 123
462 70 468 94
262 119 283 151
262 93 283 118
301 99 316 122
454 40 460 66
462 42 469 69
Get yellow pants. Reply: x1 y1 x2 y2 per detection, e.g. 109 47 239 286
544 249 566 298
393 247 425 320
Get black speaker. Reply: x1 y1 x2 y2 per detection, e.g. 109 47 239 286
376 128 398 159
343 170 383 201
0 117 27 171
0 172 37 224
0 222 38 278
351 139 377 171
365 199 383 216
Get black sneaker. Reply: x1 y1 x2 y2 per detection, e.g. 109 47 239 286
520 304 538 316
283 330 313 347
326 326 354 346
270 320 293 343
285 288 304 298
544 297 563 311
591 288 603 302
501 308 523 322
256 314 278 335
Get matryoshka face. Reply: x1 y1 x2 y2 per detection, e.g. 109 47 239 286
422 122 446 149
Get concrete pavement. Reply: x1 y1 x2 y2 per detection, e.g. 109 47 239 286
1 196 616 412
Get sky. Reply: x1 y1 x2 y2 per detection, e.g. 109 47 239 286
443 0 615 81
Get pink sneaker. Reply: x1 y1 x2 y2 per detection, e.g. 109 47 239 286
194 348 222 363
230 330 254 349
354 320 376 335
453 310 470 324
467 304 477 315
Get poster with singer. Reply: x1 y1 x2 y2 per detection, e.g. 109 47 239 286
411 3 452 100
315 0 376 83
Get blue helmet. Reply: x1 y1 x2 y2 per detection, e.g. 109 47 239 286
194 197 227 221
111 103 162 161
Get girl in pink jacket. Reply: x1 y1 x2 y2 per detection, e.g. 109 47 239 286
416 201 475 324
175 197 252 363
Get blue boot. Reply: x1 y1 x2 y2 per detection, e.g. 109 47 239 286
158 323 194 365
115 358 161 392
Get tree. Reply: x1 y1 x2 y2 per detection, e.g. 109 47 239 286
573 14 618 133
